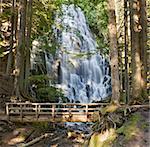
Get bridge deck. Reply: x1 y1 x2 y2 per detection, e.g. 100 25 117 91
6 102 108 122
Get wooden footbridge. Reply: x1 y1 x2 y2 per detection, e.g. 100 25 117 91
6 102 108 122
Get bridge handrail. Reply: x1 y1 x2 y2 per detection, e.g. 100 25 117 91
5 102 108 122
6 102 108 105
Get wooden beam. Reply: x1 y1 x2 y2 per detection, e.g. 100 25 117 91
6 102 109 106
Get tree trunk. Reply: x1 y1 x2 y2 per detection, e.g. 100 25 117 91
107 0 120 104
124 0 129 103
24 0 33 93
139 0 147 97
14 0 27 98
129 0 143 100
6 0 16 75
0 0 3 39
115 0 124 94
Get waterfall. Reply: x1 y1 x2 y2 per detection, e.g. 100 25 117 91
53 4 112 103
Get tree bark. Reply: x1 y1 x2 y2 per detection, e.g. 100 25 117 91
124 0 129 103
24 0 33 93
14 0 27 98
129 0 143 100
6 0 16 75
0 0 3 42
107 0 120 104
139 0 147 97
115 0 124 94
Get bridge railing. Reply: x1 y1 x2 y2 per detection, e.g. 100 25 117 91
6 102 108 122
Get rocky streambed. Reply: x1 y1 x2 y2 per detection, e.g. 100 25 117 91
0 121 93 147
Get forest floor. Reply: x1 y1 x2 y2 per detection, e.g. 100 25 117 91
113 108 150 147
0 107 149 147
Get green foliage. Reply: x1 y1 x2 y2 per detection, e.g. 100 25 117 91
0 2 11 52
37 86 65 102
29 75 50 84
32 0 57 38
29 74 65 102
0 2 11 21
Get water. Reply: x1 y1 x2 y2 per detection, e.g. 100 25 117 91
53 4 111 103
31 4 111 103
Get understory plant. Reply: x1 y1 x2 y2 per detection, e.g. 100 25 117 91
29 74 65 102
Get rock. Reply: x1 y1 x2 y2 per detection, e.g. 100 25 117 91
13 130 20 136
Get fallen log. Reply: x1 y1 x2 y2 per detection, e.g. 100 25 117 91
121 104 149 108
101 104 149 114
17 133 50 147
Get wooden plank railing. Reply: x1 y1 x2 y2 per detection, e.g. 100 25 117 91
6 102 108 122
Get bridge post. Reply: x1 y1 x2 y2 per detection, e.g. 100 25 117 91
20 104 23 122
6 103 9 120
52 104 55 121
86 104 88 121
35 104 38 120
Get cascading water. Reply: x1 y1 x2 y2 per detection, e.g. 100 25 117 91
53 4 111 103
30 3 112 137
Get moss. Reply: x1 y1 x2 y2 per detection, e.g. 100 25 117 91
119 92 126 103
100 103 119 115
89 128 117 147
117 114 142 140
